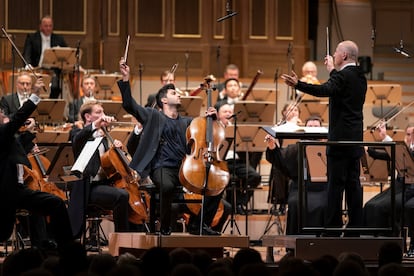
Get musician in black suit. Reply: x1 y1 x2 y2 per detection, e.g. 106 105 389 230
0 72 44 117
0 82 73 250
265 116 327 235
68 75 97 123
23 15 67 99
68 101 131 238
282 40 367 235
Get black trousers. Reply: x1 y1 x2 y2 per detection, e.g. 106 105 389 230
15 185 73 247
152 167 220 230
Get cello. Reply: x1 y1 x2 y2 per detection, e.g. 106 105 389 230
179 77 230 196
100 128 150 225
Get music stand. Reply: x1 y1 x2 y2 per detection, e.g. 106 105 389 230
41 142 75 183
360 150 390 184
363 129 405 142
300 100 329 124
197 88 219 112
178 96 203 117
106 127 133 146
31 99 66 123
91 74 121 100
99 100 129 122
242 88 276 102
41 47 79 71
36 129 70 143
365 84 402 119
233 101 276 125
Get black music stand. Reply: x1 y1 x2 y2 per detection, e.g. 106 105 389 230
99 100 129 121
233 101 276 125
91 74 121 100
178 96 203 117
301 100 329 124
360 149 390 185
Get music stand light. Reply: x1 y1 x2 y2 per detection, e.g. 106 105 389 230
178 96 203 117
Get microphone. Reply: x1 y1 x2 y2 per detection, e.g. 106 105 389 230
274 68 279 83
226 110 242 120
216 45 221 59
393 47 411 58
185 50 189 60
139 63 144 72
217 11 238 22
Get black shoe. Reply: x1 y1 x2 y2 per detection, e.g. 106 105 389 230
160 227 172 236
406 246 414 258
189 224 221 236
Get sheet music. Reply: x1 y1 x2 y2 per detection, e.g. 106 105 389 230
71 137 103 174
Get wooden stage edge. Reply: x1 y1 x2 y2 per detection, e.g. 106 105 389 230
262 235 404 262
108 232 249 257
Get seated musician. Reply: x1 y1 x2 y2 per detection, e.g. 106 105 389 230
68 75 97 123
118 58 221 235
364 122 414 257
0 72 43 117
0 82 73 252
265 116 327 235
216 78 242 105
68 101 133 239
215 102 261 214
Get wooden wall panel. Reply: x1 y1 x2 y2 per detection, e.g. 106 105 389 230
173 0 200 37
250 0 267 38
276 0 293 39
136 0 163 36
52 0 86 34
6 0 40 32
108 0 120 36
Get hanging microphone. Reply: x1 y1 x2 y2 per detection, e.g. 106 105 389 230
393 47 411 58
217 0 238 22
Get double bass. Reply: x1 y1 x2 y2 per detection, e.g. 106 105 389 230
100 128 150 224
179 77 230 196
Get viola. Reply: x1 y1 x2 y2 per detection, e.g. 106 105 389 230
100 128 150 225
179 78 230 196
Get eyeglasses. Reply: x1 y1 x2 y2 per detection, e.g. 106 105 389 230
17 81 31 86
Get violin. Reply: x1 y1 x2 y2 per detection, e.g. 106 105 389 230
179 77 230 196
100 128 150 224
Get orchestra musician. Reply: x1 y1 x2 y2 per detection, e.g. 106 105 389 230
300 61 320 85
23 15 68 99
364 122 414 257
68 101 132 239
216 64 243 94
216 102 261 215
0 72 44 117
118 58 221 235
282 40 367 236
68 75 97 123
0 81 73 252
265 116 327 235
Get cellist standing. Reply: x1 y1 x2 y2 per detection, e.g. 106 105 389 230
118 58 221 236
